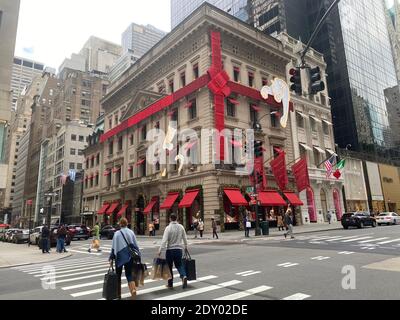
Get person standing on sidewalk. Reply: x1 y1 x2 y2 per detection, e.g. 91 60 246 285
198 219 204 238
109 218 141 300
148 222 154 237
57 225 68 253
211 218 219 239
284 208 295 239
88 223 102 253
159 213 188 289
327 211 332 224
41 225 50 254
245 215 251 238
277 213 285 232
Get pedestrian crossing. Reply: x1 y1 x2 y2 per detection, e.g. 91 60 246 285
288 234 400 250
12 258 311 301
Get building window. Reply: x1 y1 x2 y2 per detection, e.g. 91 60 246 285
171 109 178 122
71 134 77 141
296 113 305 128
233 67 240 82
114 114 119 126
77 163 83 170
91 157 95 167
86 158 89 169
139 159 146 177
226 99 236 117
271 112 279 128
310 118 317 132
141 125 147 141
96 154 100 165
262 77 268 86
129 134 134 145
109 141 114 155
107 171 112 187
78 149 83 155
193 64 199 79
118 136 123 151
188 99 197 120
95 174 99 186
116 168 121 185
79 135 84 142
108 117 112 129
81 99 91 107
70 148 76 155
323 122 329 135
90 177 94 188
69 163 75 170
180 72 186 87
313 149 320 167
129 166 133 179
250 104 258 125
155 161 160 172
155 121 160 133
248 72 254 87
169 79 174 93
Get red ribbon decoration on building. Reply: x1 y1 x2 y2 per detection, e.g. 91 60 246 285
292 158 311 192
271 151 289 191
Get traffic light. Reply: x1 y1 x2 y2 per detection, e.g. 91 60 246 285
254 140 263 158
289 68 302 95
309 66 325 95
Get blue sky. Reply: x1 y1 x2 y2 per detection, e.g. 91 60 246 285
15 0 171 70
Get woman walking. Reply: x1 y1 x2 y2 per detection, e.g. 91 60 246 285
277 213 285 232
198 218 204 238
109 218 141 299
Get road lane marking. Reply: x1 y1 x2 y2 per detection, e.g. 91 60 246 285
154 280 242 300
241 271 262 277
377 238 400 245
236 270 254 275
358 237 389 244
214 286 273 300
338 251 355 255
324 236 361 242
311 256 331 261
282 293 311 300
341 237 373 243
278 263 299 268
67 249 102 256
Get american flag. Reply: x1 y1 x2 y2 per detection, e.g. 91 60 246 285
325 156 337 178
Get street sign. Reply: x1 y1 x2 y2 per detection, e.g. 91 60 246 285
246 187 255 194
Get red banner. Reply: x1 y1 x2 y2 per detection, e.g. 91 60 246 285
292 158 310 192
271 151 288 191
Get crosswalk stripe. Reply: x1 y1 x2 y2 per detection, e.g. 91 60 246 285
324 236 361 242
33 264 110 276
45 272 107 285
155 280 242 300
377 238 400 245
311 256 330 261
67 249 102 256
71 273 180 298
42 267 111 279
214 286 272 300
15 258 101 271
358 237 389 244
109 275 219 300
30 262 108 275
236 270 254 275
341 237 373 243
277 262 299 268
241 271 262 277
282 293 311 300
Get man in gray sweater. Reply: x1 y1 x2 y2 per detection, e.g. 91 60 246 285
159 213 188 289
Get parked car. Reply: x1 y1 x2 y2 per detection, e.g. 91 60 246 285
100 225 117 240
376 212 399 226
12 229 30 244
68 225 90 240
29 226 43 245
342 212 377 229
38 226 72 249
4 229 19 242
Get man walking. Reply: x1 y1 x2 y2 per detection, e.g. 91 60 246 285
327 211 332 224
159 213 188 289
41 225 50 254
212 218 219 239
284 208 295 239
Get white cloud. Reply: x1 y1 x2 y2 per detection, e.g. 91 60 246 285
15 0 171 70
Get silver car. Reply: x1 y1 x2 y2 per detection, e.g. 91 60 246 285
377 212 399 226
12 229 30 244
29 226 43 245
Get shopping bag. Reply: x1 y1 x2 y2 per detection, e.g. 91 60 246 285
102 264 119 300
161 260 172 280
151 258 163 280
183 250 196 281
92 239 100 250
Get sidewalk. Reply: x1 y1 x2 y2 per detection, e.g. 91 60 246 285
0 242 73 269
136 222 343 243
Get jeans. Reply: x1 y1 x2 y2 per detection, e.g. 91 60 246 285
213 230 219 239
166 249 186 285
57 238 66 252
285 225 294 238
116 259 134 283
42 238 49 253
245 228 250 237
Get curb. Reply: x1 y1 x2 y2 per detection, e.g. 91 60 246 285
0 253 74 269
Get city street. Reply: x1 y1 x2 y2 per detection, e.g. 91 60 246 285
1 225 400 300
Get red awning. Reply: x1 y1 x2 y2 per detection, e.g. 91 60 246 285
228 98 239 105
160 193 180 210
136 159 145 166
106 203 120 215
117 205 129 218
97 204 110 215
224 189 248 206
144 198 158 214
258 191 287 207
179 190 200 208
284 192 304 206
251 104 261 112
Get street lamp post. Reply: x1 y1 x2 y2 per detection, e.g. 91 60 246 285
44 187 57 230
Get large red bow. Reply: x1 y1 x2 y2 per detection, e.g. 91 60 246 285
207 68 231 97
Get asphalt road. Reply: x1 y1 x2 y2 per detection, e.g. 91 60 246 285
1 225 400 300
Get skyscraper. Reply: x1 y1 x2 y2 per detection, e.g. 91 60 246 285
250 0 398 157
384 0 400 82
121 23 166 57
171 0 252 28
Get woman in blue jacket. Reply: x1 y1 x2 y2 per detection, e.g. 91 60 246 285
109 218 141 299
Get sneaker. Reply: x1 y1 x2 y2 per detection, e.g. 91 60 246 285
284 233 287 239
182 277 188 289
88 248 91 253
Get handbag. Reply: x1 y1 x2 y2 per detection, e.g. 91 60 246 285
102 263 119 300
120 230 141 263
183 249 196 281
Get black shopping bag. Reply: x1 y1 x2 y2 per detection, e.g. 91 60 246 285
102 264 119 300
183 250 196 281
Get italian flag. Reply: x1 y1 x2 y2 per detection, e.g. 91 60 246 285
333 159 346 180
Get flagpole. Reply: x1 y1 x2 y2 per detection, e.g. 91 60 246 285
286 156 305 169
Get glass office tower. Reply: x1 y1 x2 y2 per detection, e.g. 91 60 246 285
171 0 251 28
